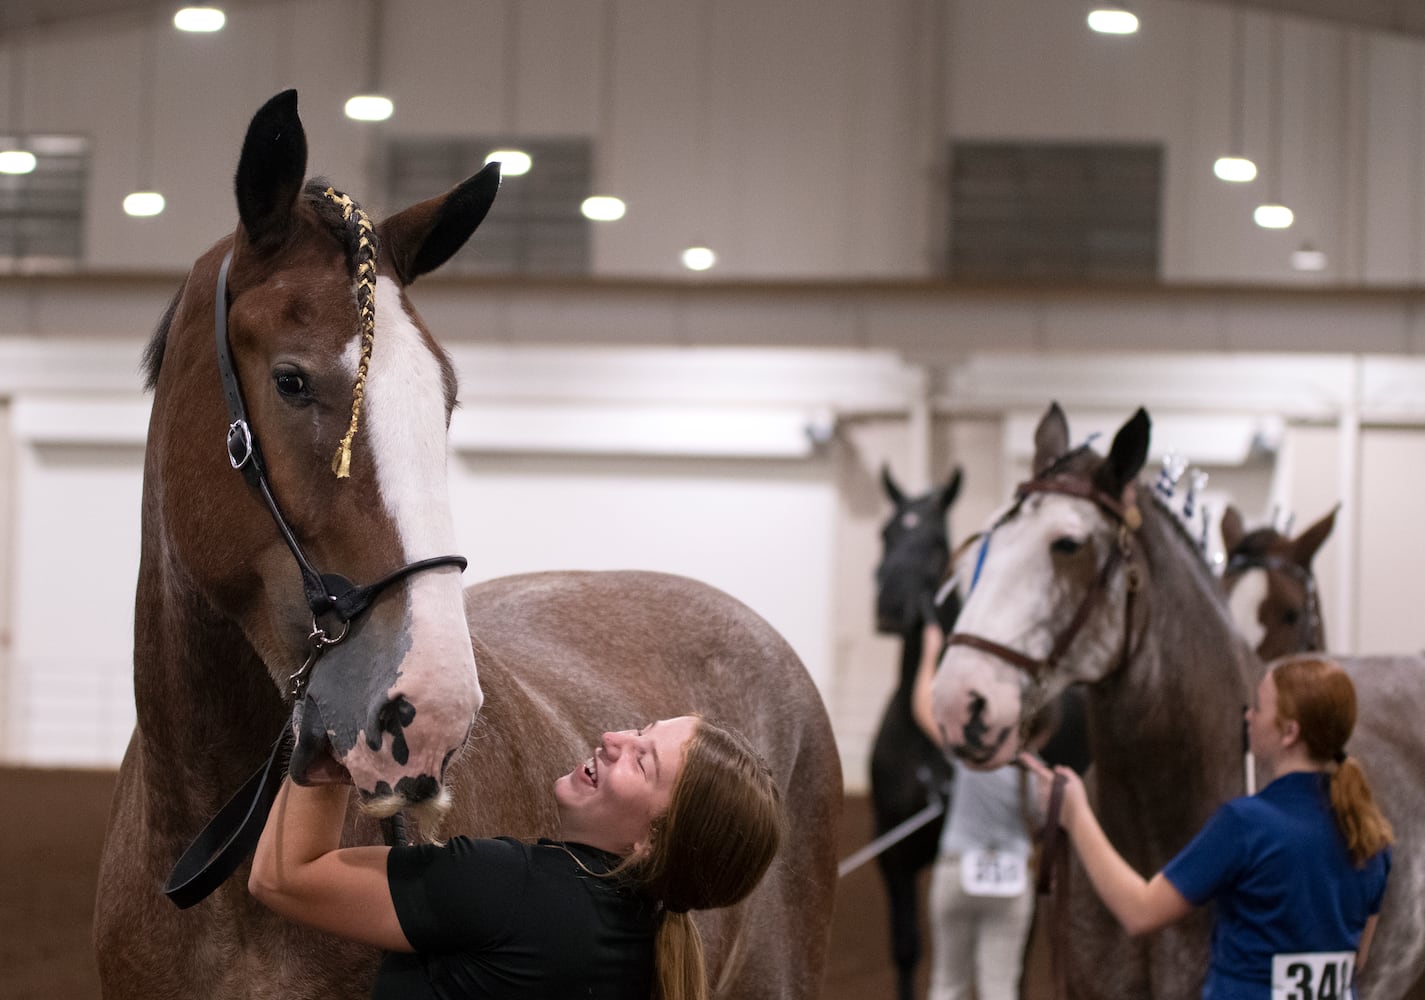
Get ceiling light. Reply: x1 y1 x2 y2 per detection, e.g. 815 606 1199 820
581 195 626 221
681 246 717 271
1212 156 1257 183
1087 6 1139 35
1291 245 1327 271
0 148 36 174
485 149 531 176
123 191 165 217
173 7 225 32
344 95 393 122
1253 204 1293 229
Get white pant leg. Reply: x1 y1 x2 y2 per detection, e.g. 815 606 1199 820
927 855 977 1000
972 886 1035 1000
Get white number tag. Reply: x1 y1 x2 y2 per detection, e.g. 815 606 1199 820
1271 951 1355 1000
959 849 1028 897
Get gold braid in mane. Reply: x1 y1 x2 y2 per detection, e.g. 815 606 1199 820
322 186 378 479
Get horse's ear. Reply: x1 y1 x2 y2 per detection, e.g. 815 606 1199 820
1221 505 1245 552
381 162 502 285
1095 407 1151 497
880 464 906 507
1033 402 1070 476
937 467 963 511
1291 504 1339 568
234 90 307 252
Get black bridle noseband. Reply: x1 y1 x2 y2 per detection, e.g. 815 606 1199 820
164 246 466 909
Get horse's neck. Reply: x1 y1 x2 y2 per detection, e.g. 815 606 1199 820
130 547 287 830
1087 514 1258 870
891 628 925 709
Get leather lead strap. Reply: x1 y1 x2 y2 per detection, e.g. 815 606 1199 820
164 720 293 909
1036 771 1070 1000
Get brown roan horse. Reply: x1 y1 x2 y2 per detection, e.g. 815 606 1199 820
928 403 1425 1000
94 90 841 999
1221 503 1336 660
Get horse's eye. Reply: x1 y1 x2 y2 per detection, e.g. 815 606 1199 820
1050 536 1083 556
273 367 311 400
1282 609 1300 626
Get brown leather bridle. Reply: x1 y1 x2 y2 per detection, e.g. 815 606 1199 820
945 472 1148 1000
946 475 1146 704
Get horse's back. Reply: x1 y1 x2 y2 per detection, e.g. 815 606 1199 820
456 569 842 999
1331 654 1425 1000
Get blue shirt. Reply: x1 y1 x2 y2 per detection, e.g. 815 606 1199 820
1162 772 1391 999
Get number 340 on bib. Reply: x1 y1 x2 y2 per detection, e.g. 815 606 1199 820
1272 951 1355 1000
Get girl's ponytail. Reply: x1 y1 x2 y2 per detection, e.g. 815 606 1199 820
1330 754 1394 867
653 910 706 1000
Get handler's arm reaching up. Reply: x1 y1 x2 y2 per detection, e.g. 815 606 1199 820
1018 753 1192 937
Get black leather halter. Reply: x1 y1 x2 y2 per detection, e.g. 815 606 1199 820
212 249 467 692
163 249 466 909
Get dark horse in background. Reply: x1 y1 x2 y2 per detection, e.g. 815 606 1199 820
1221 503 1336 660
870 465 963 1000
94 91 841 999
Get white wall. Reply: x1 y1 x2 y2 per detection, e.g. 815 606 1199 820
7 0 1425 283
5 344 1425 782
9 441 143 765
449 453 837 696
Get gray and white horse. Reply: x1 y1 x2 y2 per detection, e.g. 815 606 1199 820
929 403 1425 1000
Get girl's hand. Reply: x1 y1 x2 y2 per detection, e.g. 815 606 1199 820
1018 752 1087 830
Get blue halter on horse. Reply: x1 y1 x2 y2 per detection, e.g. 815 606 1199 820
164 209 474 910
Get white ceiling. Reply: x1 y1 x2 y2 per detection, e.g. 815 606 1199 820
0 0 1423 41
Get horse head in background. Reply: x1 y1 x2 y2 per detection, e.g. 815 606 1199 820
868 463 961 1000
95 90 842 1000
1221 504 1336 659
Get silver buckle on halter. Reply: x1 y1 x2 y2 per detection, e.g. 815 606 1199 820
226 420 254 470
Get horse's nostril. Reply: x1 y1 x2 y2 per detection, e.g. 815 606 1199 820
368 695 417 764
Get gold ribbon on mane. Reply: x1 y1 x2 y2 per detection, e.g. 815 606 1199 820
323 187 378 479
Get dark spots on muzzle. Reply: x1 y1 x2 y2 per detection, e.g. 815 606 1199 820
367 695 417 766
957 690 1011 765
372 773 440 803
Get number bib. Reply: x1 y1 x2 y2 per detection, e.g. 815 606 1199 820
959 849 1028 897
1271 951 1355 1000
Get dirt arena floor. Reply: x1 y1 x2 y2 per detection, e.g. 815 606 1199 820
2 766 1050 999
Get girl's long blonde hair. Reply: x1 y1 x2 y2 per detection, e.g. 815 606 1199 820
630 719 785 1000
1272 657 1393 866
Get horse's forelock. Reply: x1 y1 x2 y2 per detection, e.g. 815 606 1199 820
303 178 379 276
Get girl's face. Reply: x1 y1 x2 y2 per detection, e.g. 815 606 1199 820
1246 671 1287 765
553 715 699 856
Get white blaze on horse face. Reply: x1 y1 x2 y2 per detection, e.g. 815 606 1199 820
1227 569 1269 652
338 276 481 790
933 494 1120 769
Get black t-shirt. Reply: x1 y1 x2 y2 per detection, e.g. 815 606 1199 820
373 836 657 1000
